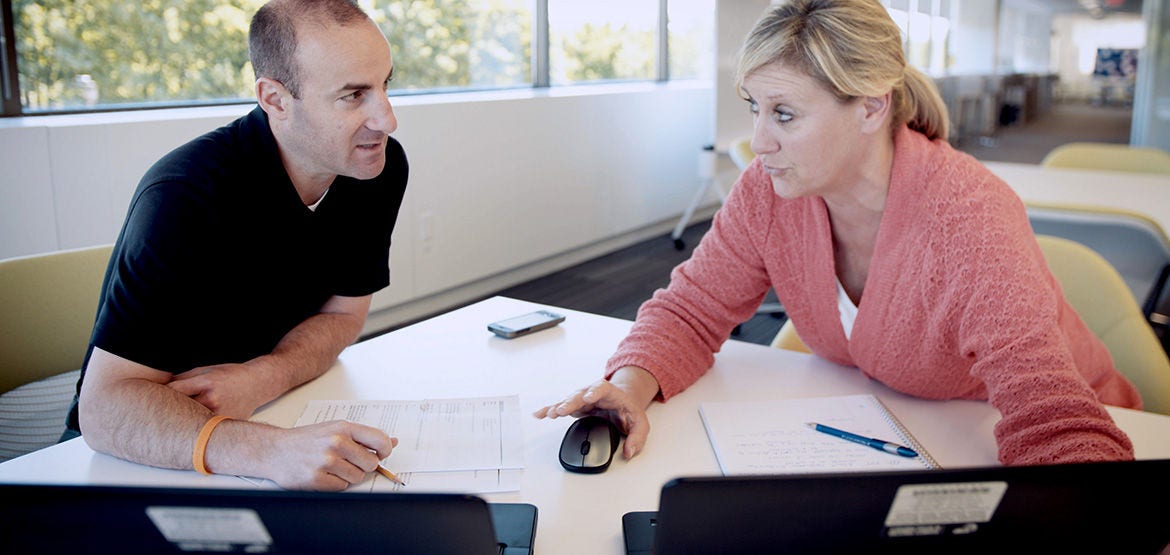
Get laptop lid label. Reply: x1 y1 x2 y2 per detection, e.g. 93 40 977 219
146 506 274 552
883 481 1008 537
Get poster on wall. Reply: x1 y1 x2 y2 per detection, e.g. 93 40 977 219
1093 48 1138 79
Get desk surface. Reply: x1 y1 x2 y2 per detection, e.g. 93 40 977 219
984 161 1170 230
3 296 1169 554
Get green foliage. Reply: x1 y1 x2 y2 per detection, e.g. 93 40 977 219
556 22 653 84
369 0 531 91
11 0 708 113
15 0 263 111
13 0 532 110
668 25 704 79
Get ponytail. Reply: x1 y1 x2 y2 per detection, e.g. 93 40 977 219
899 66 949 142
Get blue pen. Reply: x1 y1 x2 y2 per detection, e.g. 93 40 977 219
806 422 919 458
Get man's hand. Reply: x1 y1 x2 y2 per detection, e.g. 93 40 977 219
216 419 397 491
167 294 373 420
168 363 272 420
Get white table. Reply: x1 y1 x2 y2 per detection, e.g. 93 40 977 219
3 296 1169 554
984 161 1170 230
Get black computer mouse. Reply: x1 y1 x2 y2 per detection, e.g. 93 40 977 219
558 415 622 473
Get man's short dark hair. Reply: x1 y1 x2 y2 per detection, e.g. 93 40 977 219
249 0 370 98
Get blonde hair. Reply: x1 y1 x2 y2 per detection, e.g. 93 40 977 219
735 0 949 141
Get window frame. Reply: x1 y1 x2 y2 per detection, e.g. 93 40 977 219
1 0 20 115
0 0 687 118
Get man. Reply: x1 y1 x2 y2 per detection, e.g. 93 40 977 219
62 0 408 491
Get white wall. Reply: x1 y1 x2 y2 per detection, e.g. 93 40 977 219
949 1 998 76
1051 13 1145 101
713 0 769 153
0 83 717 333
0 107 249 255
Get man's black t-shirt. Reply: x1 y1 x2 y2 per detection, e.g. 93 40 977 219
65 106 408 434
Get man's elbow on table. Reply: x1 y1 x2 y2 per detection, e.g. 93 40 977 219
76 346 196 465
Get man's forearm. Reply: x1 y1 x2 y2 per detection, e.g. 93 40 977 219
235 302 362 409
82 378 283 472
80 296 370 473
79 346 390 489
248 306 367 405
163 296 372 421
79 349 217 469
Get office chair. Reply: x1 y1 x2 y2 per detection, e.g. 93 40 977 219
770 319 810 354
1026 202 1170 331
1041 142 1170 175
1036 235 1170 415
728 137 755 170
0 244 113 461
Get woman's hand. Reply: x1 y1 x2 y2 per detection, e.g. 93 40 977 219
534 366 660 459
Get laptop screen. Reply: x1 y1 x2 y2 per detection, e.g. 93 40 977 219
625 459 1170 555
1 484 536 555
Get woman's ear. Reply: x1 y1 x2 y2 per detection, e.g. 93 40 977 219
256 77 291 120
859 91 892 134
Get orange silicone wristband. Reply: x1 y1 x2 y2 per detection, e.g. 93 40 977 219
192 415 231 475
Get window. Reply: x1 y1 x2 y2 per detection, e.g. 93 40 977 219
1 0 713 117
667 0 714 80
11 0 265 114
885 0 953 77
371 0 532 93
548 0 658 85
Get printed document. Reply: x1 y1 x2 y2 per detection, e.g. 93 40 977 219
295 395 525 472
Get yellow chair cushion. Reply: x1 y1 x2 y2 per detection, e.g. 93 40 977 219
1041 142 1170 175
1036 235 1170 415
770 319 811 354
729 138 756 171
0 245 113 395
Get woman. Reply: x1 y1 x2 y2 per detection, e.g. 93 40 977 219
536 0 1140 466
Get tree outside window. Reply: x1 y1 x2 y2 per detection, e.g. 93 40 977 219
7 0 712 115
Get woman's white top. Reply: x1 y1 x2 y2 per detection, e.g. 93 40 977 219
837 278 859 340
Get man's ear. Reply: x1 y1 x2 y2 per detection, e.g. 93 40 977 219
256 77 291 120
859 91 892 134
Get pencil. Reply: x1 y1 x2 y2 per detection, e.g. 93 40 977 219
376 464 406 486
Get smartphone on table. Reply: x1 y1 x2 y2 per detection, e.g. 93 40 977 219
488 310 566 339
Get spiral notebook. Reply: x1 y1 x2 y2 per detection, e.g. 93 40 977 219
698 394 938 474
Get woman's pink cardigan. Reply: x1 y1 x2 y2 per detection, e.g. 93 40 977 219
605 125 1140 465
